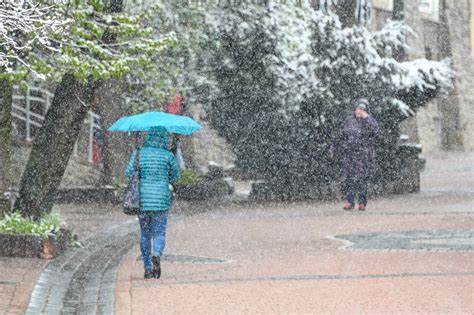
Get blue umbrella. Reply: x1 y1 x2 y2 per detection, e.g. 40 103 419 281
107 111 202 135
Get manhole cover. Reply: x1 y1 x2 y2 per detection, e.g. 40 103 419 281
333 229 474 251
137 254 227 264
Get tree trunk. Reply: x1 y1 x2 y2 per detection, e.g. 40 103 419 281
97 0 124 186
392 0 406 61
14 74 91 220
94 81 114 186
0 78 13 215
438 0 463 150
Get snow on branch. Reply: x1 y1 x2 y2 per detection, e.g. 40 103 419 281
0 0 67 77
390 98 414 117
198 2 454 121
394 58 454 94
1 1 176 83
372 20 415 53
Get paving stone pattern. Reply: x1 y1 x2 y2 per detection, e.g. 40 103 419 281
335 229 474 251
17 152 474 314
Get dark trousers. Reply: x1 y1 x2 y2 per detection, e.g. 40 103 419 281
342 176 368 206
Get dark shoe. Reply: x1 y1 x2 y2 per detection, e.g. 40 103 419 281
144 269 154 279
152 256 161 279
358 204 366 211
343 202 354 210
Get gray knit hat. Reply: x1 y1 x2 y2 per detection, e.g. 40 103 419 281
353 98 369 112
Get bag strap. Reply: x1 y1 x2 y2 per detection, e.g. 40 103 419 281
133 148 141 177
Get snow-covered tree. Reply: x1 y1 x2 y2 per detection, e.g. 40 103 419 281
13 0 176 219
305 10 451 190
123 0 207 112
0 0 68 214
0 0 66 78
199 1 452 198
1 0 176 87
201 3 289 177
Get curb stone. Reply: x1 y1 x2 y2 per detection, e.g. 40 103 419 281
25 220 138 314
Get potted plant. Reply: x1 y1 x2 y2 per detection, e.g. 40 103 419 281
174 167 233 200
174 169 206 200
0 212 70 258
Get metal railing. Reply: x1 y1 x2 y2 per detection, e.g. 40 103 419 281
12 85 102 164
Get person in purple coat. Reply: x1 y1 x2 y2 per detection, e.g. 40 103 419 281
333 98 380 211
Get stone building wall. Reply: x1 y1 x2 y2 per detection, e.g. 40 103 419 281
371 0 474 153
404 0 444 154
445 0 474 151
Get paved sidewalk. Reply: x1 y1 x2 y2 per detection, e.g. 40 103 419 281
115 152 473 314
0 152 472 314
0 203 133 314
0 258 48 314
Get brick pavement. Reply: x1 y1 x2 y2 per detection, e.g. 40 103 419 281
0 258 48 315
0 203 133 315
0 152 472 314
115 214 473 313
115 152 473 314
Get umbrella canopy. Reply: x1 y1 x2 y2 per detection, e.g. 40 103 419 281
107 111 202 135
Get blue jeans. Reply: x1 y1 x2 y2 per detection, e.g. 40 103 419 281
342 176 368 206
138 211 169 270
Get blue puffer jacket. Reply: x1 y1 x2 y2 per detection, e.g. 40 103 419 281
125 130 180 211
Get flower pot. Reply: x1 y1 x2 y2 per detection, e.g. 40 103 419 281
40 237 55 259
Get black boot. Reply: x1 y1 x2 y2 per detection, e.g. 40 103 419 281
144 269 153 279
152 256 161 279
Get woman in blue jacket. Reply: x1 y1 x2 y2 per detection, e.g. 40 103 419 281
125 128 180 279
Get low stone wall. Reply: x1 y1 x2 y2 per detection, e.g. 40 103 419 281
174 180 232 201
250 143 425 201
0 228 70 259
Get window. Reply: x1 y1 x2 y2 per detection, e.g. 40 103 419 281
372 0 394 11
418 0 439 22
425 46 433 60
